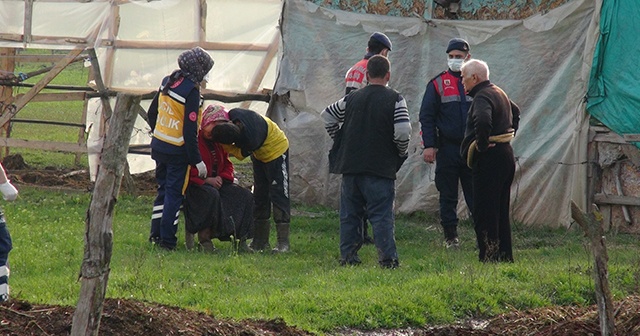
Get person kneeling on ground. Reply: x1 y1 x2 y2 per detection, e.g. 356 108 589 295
183 105 254 253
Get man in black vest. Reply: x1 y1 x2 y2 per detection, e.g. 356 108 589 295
322 55 411 268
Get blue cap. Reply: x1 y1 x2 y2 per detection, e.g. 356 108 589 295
446 38 469 53
369 32 392 51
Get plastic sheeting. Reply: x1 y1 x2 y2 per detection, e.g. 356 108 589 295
0 0 281 176
587 0 640 149
274 0 599 227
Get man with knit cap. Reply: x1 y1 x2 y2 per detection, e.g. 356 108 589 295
419 38 473 249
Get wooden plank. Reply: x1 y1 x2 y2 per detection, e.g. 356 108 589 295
23 0 34 44
594 193 640 207
0 46 85 127
593 132 627 144
30 92 86 102
109 40 270 52
13 54 88 63
240 34 279 109
0 138 87 153
0 34 22 42
623 134 640 142
0 48 16 157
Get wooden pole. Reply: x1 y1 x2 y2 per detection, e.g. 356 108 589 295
570 201 616 336
70 93 140 336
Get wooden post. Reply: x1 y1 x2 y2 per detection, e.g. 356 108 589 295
0 48 16 158
570 201 616 336
70 93 140 336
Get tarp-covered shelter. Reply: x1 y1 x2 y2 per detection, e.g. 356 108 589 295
1 0 637 228
275 0 601 227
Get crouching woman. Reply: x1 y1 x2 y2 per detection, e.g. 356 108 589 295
183 105 254 253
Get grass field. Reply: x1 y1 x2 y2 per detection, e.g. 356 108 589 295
3 185 640 334
4 49 640 334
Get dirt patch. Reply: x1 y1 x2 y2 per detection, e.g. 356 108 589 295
2 296 640 335
1 154 253 195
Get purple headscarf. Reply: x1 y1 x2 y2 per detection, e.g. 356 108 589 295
178 46 214 83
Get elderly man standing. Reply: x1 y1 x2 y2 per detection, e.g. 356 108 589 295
460 59 520 263
322 55 411 269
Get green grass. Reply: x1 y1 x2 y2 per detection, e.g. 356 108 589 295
4 186 640 334
7 49 90 169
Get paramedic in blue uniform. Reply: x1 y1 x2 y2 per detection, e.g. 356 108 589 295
147 46 214 250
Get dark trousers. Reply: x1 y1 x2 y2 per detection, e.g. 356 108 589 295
435 143 473 229
150 160 189 249
252 150 290 224
0 210 11 295
471 143 515 262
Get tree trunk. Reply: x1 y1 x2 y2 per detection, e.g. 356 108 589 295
71 93 141 336
570 201 616 336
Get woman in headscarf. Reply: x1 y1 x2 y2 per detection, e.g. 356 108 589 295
147 46 214 251
183 105 255 253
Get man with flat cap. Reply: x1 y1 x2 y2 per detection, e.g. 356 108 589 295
343 31 393 245
419 38 473 249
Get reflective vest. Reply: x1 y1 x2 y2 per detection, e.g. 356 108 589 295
153 79 201 146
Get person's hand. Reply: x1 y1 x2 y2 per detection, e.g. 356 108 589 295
0 181 18 201
195 161 207 179
422 148 436 163
205 176 223 189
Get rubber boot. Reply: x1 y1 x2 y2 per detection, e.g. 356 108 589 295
197 228 216 253
185 231 195 250
272 223 290 253
250 220 271 252
237 239 254 254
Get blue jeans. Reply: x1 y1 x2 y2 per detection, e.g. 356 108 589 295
340 174 398 266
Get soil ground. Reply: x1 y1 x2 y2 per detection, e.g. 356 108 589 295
1 154 639 335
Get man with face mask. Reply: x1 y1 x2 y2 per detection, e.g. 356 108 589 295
419 38 473 249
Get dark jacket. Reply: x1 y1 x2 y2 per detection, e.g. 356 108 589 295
419 70 472 148
332 85 402 180
461 80 520 160
148 75 202 165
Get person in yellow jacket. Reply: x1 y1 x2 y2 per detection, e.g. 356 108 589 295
211 108 290 253
147 47 214 250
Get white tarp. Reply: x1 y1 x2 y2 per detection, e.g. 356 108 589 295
274 0 598 227
0 0 282 177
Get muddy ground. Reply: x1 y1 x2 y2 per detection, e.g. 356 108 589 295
1 154 639 335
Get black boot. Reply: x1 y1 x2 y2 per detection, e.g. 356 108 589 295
272 223 290 253
250 220 271 251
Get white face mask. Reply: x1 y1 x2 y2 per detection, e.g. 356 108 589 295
448 59 464 72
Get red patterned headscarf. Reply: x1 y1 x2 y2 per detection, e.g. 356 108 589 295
201 104 229 129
